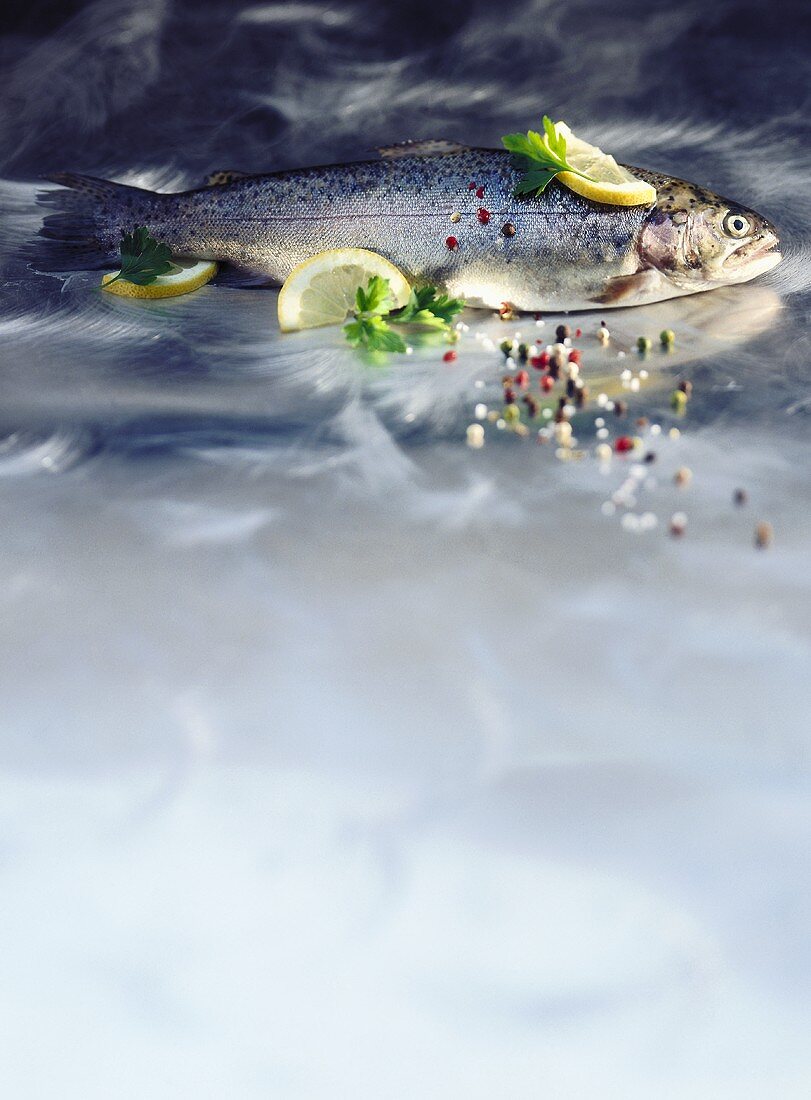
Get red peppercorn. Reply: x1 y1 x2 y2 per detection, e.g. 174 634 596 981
568 349 581 364
614 435 634 453
443 350 457 362
445 235 458 250
540 375 554 392
575 328 582 338
477 207 491 225
531 351 550 370
514 369 530 388
468 182 476 190
503 388 516 404
475 185 485 199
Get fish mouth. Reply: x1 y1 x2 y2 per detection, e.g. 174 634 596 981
724 231 782 278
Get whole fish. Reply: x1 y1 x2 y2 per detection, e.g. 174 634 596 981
35 140 781 311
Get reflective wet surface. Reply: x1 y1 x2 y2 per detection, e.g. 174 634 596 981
0 1 809 1095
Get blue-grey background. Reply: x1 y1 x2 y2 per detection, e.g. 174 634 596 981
0 1 809 1096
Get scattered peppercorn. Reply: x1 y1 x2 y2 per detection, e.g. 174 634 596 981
517 343 529 362
449 211 461 223
466 423 485 448
669 512 687 537
660 329 676 347
670 389 688 413
734 488 748 506
674 466 692 487
644 451 657 463
566 378 576 398
637 336 652 353
499 340 512 357
754 521 773 549
475 185 485 199
614 435 634 453
503 388 516 404
443 350 457 362
531 351 550 370
503 403 520 423
477 207 491 225
501 221 516 237
445 235 458 250
576 385 589 408
540 375 555 393
613 400 627 418
568 349 581 364
679 380 693 398
523 395 539 417
514 369 530 388
556 324 571 341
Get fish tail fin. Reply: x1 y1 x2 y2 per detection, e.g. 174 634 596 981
28 173 159 272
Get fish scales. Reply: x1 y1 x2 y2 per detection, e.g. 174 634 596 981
35 148 781 310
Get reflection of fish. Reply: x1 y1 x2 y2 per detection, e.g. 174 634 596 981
35 140 781 311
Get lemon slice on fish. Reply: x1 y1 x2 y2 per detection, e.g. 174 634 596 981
554 122 657 207
101 258 218 298
277 248 411 332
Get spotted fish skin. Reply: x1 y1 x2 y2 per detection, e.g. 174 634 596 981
37 148 780 311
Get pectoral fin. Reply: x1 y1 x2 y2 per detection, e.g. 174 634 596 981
592 268 664 305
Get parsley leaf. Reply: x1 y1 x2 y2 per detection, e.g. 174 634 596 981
106 226 174 287
393 286 466 328
343 277 466 354
502 116 594 199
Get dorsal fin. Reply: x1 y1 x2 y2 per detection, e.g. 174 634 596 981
205 170 252 186
377 139 468 159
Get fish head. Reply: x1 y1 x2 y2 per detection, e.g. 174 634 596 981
638 176 781 291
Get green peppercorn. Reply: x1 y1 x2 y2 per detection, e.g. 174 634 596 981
499 340 512 357
660 329 676 347
670 389 688 413
503 403 520 423
637 336 652 353
517 343 529 362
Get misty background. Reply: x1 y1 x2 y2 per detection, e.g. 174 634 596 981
0 1 809 1096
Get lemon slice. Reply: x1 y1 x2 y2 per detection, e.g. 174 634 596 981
101 258 218 298
554 121 657 207
277 248 411 332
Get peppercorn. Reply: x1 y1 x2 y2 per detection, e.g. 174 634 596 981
637 336 652 352
576 385 589 408
517 343 529 362
643 451 657 463
443 350 457 362
660 329 676 347
502 374 513 387
568 349 581 364
636 416 649 428
523 395 539 417
503 403 520 423
531 351 550 370
674 466 692 487
613 400 627 418
499 340 512 357
614 435 634 453
477 207 491 225
445 235 458 250
755 521 773 549
669 512 687 537
670 389 688 413
734 488 748 506
540 374 554 393
556 324 571 341
566 378 576 398
514 369 530 388
501 221 516 237
503 388 516 404
450 211 461 223
679 380 693 398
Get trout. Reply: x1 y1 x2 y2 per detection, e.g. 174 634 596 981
35 140 781 310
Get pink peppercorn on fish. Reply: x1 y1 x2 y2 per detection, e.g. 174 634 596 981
34 140 781 311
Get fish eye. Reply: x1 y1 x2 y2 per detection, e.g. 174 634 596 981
723 211 750 238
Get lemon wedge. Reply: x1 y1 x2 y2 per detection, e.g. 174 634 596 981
554 122 657 207
277 248 411 332
101 258 218 298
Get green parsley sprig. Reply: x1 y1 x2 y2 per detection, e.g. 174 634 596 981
343 276 465 354
105 226 173 287
501 116 594 198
